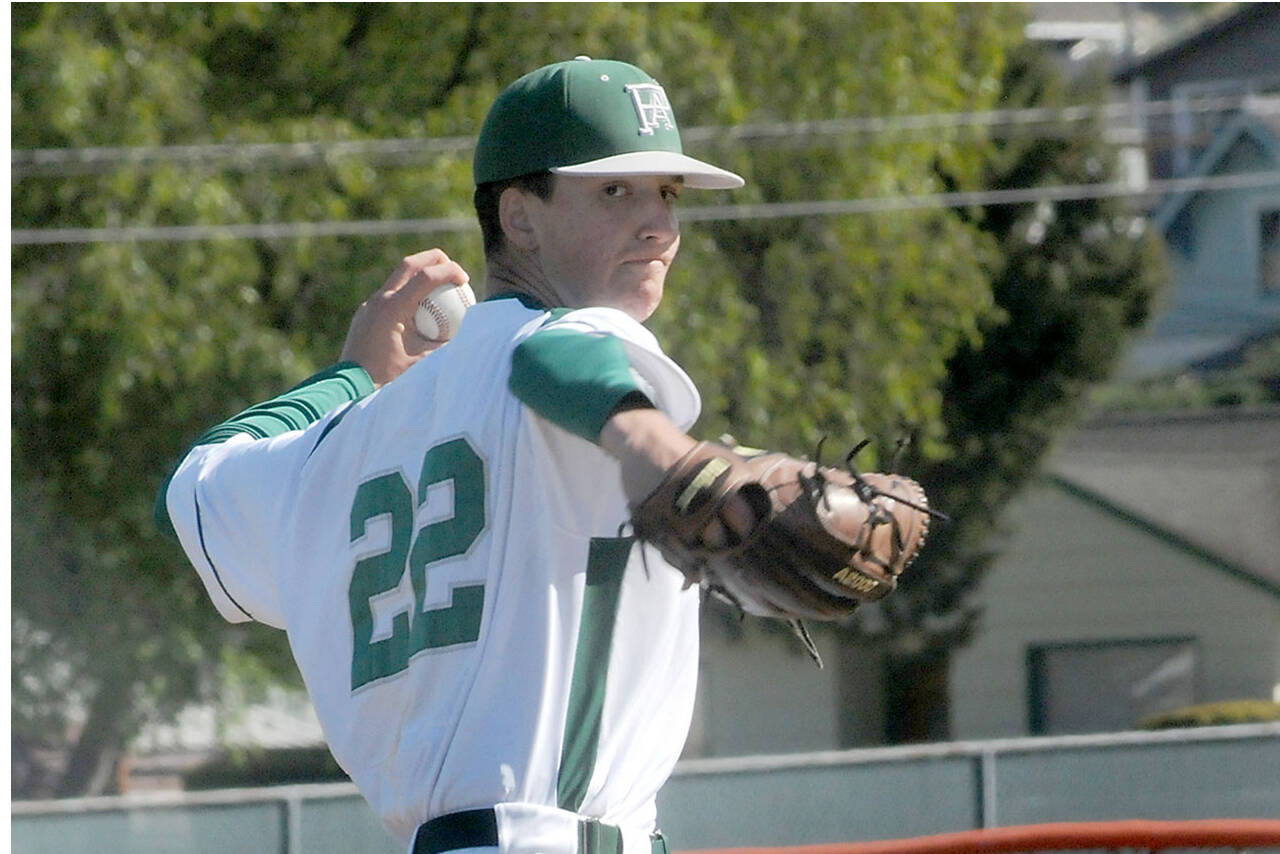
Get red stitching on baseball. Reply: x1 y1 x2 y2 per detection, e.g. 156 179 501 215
422 298 449 340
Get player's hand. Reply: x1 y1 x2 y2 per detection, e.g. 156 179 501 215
340 249 471 387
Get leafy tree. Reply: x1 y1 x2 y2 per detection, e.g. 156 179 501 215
654 4 1016 456
876 42 1168 741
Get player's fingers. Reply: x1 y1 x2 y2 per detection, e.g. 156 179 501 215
396 258 471 308
378 248 457 297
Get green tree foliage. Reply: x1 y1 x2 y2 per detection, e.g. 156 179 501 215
11 3 1160 793
655 4 1014 454
876 44 1168 741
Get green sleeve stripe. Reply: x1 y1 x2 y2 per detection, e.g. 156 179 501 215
191 361 374 447
153 361 375 540
509 328 643 443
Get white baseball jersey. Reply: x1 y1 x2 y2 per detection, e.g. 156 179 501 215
161 297 703 853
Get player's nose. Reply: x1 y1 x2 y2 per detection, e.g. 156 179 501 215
637 194 679 244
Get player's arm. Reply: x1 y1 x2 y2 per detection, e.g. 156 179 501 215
155 248 470 539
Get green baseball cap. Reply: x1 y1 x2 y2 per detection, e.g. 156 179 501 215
473 57 744 189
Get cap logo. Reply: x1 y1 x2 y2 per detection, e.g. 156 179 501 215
624 83 676 136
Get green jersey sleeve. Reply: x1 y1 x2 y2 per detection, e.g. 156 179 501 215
509 327 653 443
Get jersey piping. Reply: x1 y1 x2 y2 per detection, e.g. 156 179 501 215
194 492 254 621
557 535 632 811
308 400 358 459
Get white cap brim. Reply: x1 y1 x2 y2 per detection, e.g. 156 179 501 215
552 151 744 189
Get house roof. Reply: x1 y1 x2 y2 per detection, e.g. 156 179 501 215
1047 406 1280 596
1114 4 1280 83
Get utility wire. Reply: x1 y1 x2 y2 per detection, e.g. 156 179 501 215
682 92 1279 144
11 135 477 176
12 93 1279 177
680 171 1280 222
13 170 1280 247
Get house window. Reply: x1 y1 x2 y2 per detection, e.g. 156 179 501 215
1027 637 1197 735
1261 209 1280 296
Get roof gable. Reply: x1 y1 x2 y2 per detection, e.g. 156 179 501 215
1048 407 1280 597
1115 5 1280 82
1048 475 1280 601
1152 112 1280 233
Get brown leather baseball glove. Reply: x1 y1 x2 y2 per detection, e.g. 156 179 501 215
631 441 935 625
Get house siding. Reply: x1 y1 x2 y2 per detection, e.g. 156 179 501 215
688 617 846 758
949 480 1280 740
1124 124 1280 375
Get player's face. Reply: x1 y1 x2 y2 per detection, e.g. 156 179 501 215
523 174 682 321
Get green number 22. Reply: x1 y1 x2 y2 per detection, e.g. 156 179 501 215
347 437 486 691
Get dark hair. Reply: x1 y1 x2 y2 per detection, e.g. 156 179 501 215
474 171 555 255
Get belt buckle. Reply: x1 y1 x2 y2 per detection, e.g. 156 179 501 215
578 818 623 854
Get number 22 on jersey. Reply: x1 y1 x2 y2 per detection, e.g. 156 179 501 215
347 437 486 691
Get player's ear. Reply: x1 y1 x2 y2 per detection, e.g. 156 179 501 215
499 187 538 252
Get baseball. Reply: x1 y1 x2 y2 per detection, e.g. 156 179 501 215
414 281 475 342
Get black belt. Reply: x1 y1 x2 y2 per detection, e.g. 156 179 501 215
412 808 668 854
413 808 498 854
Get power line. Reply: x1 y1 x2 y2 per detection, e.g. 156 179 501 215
13 170 1280 247
683 93 1278 145
10 135 477 177
10 215 477 246
12 93 1279 178
680 171 1280 222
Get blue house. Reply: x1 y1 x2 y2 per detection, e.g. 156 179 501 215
1125 111 1280 376
1107 4 1280 376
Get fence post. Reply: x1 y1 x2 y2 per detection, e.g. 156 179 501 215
283 791 304 854
980 748 999 829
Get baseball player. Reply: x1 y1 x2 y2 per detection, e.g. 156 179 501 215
156 57 931 854
157 58 744 854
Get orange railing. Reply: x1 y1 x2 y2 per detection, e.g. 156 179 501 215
688 819 1280 854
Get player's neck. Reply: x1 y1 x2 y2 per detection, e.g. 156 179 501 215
484 247 568 310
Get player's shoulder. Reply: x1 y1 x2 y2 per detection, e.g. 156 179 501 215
540 305 660 349
540 306 700 429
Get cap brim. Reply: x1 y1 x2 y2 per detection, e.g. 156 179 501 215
552 151 744 189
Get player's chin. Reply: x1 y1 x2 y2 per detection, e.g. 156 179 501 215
614 275 665 321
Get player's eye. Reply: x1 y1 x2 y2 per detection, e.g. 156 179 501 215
661 185 682 204
603 182 630 198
